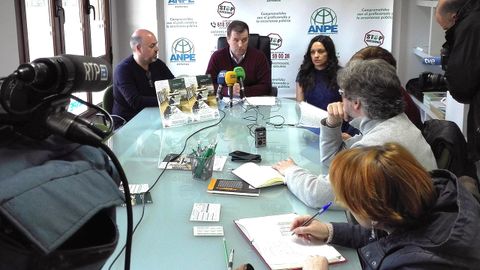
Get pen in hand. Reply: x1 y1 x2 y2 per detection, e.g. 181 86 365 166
291 201 333 235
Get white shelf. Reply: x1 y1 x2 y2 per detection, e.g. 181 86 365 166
415 0 443 56
410 94 442 120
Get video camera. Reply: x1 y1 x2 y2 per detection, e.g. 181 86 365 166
418 71 448 91
0 54 113 145
0 55 134 270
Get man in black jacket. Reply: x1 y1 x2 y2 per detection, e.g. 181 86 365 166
435 0 480 178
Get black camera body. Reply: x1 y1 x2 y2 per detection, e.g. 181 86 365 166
418 71 448 91
255 126 266 148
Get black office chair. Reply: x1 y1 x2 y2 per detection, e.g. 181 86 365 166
217 34 277 96
102 85 114 114
99 85 126 129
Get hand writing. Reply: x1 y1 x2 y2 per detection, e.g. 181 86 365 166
290 215 329 242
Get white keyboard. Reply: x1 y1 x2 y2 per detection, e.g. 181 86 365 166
190 203 221 222
193 226 224 236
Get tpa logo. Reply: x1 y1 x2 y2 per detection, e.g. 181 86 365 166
170 38 196 62
268 33 283 51
364 30 384 46
308 7 338 34
217 1 235 18
168 0 195 5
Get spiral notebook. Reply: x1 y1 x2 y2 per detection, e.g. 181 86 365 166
234 213 346 269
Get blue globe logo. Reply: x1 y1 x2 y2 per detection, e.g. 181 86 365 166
171 38 195 54
310 7 337 26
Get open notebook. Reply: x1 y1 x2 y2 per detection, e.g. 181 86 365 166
232 162 284 188
235 213 346 269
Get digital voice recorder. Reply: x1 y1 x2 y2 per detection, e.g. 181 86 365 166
254 126 266 148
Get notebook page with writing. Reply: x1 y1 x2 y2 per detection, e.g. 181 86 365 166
235 213 345 269
298 101 328 128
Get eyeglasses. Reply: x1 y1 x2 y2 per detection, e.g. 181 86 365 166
146 71 154 88
338 89 345 96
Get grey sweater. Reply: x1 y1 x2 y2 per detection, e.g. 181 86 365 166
285 113 437 209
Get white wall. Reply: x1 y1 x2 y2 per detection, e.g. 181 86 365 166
3 0 442 86
0 1 20 76
394 0 444 86
111 0 437 86
111 0 160 67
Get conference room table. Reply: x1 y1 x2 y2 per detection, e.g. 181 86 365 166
103 98 361 270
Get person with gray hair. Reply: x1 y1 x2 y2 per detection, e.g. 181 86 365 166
273 59 437 209
113 29 174 128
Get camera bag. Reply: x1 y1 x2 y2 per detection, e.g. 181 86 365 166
0 132 124 270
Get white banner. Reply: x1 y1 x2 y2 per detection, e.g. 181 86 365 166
164 0 394 97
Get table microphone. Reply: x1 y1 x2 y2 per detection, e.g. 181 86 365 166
225 71 237 108
217 70 226 101
233 66 246 99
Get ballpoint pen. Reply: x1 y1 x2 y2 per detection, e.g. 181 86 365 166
227 248 234 270
291 201 333 235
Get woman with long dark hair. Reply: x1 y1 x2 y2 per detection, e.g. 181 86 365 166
296 35 340 110
296 35 354 135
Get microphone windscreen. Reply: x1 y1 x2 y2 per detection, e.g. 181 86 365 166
225 71 237 86
233 66 246 80
217 70 226 84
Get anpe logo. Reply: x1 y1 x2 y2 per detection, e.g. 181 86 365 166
308 7 338 34
364 30 384 46
170 38 196 62
268 33 283 51
217 1 235 18
168 0 194 5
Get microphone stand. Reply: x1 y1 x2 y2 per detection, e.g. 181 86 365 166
229 85 233 108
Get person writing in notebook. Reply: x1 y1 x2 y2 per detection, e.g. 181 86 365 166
292 143 480 270
272 59 436 208
113 29 174 128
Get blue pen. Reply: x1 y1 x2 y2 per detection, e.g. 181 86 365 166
292 201 333 235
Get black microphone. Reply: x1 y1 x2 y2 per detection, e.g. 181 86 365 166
217 70 226 101
14 54 112 95
46 111 104 147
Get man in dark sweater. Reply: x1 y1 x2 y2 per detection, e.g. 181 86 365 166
206 20 271 97
113 29 174 128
